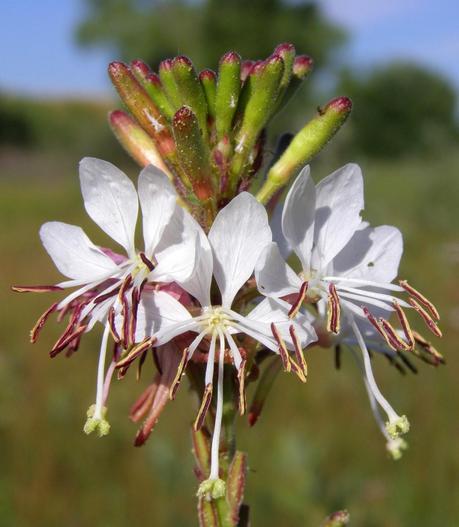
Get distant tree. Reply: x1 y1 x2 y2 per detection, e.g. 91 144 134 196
338 63 458 158
76 0 345 72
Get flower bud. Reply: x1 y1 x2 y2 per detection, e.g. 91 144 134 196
293 54 314 79
108 62 176 160
215 51 241 140
199 69 217 119
229 56 284 192
256 96 352 204
158 58 182 109
172 106 215 200
274 43 296 91
171 56 209 142
226 451 247 524
108 110 171 175
131 60 175 120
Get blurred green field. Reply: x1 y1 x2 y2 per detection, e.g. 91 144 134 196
1 146 458 527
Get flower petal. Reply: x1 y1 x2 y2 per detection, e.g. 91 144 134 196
209 192 272 307
270 199 291 259
132 291 195 343
281 165 316 270
246 297 317 348
138 164 177 257
313 163 364 269
40 222 119 281
150 205 205 289
255 242 302 298
331 225 403 283
79 157 138 256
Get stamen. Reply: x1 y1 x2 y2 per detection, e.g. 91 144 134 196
194 383 213 431
289 359 307 383
393 301 415 350
93 286 121 305
11 284 63 293
379 318 411 351
400 280 440 320
50 325 87 357
107 306 121 343
238 359 247 415
271 323 291 372
363 307 397 351
139 252 155 271
169 347 190 400
413 331 445 365
326 283 341 334
288 281 308 318
115 338 155 370
289 325 308 379
30 302 58 343
408 298 442 337
129 287 141 344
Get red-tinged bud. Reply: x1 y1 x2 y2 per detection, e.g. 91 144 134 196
226 452 248 524
257 95 353 203
192 427 211 477
240 60 255 81
171 55 209 141
159 58 182 109
293 54 314 78
248 358 282 427
109 110 171 175
215 51 241 140
323 95 353 114
108 62 176 159
130 58 150 78
199 69 217 119
172 106 216 201
273 43 296 89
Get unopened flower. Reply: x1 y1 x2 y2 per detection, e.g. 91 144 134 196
256 164 442 439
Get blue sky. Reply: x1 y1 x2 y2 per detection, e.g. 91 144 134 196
1 0 458 98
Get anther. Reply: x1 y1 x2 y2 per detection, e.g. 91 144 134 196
400 280 440 321
139 252 155 271
408 298 442 338
169 347 190 400
288 281 308 318
271 322 291 372
326 283 341 334
379 318 411 351
238 359 247 415
194 383 213 431
393 301 415 350
289 325 308 379
30 302 58 343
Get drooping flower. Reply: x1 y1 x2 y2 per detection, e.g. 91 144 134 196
256 164 442 440
127 192 317 498
14 158 198 434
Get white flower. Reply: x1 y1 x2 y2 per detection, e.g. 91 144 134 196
256 164 441 440
130 192 317 498
36 158 198 433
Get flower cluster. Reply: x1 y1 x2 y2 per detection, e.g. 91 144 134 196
14 45 443 505
15 157 442 496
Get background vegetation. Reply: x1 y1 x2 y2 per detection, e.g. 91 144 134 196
1 1 458 525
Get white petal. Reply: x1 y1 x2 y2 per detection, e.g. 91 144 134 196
246 297 317 349
270 199 291 259
209 192 272 307
281 165 316 269
133 291 194 343
313 163 364 269
331 225 403 283
79 157 138 256
40 222 118 281
255 242 302 298
138 164 177 256
151 205 208 294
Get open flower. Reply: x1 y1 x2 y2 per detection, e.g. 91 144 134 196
14 158 198 434
256 164 442 439
128 192 316 498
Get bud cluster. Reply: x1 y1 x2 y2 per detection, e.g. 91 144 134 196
108 44 351 227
